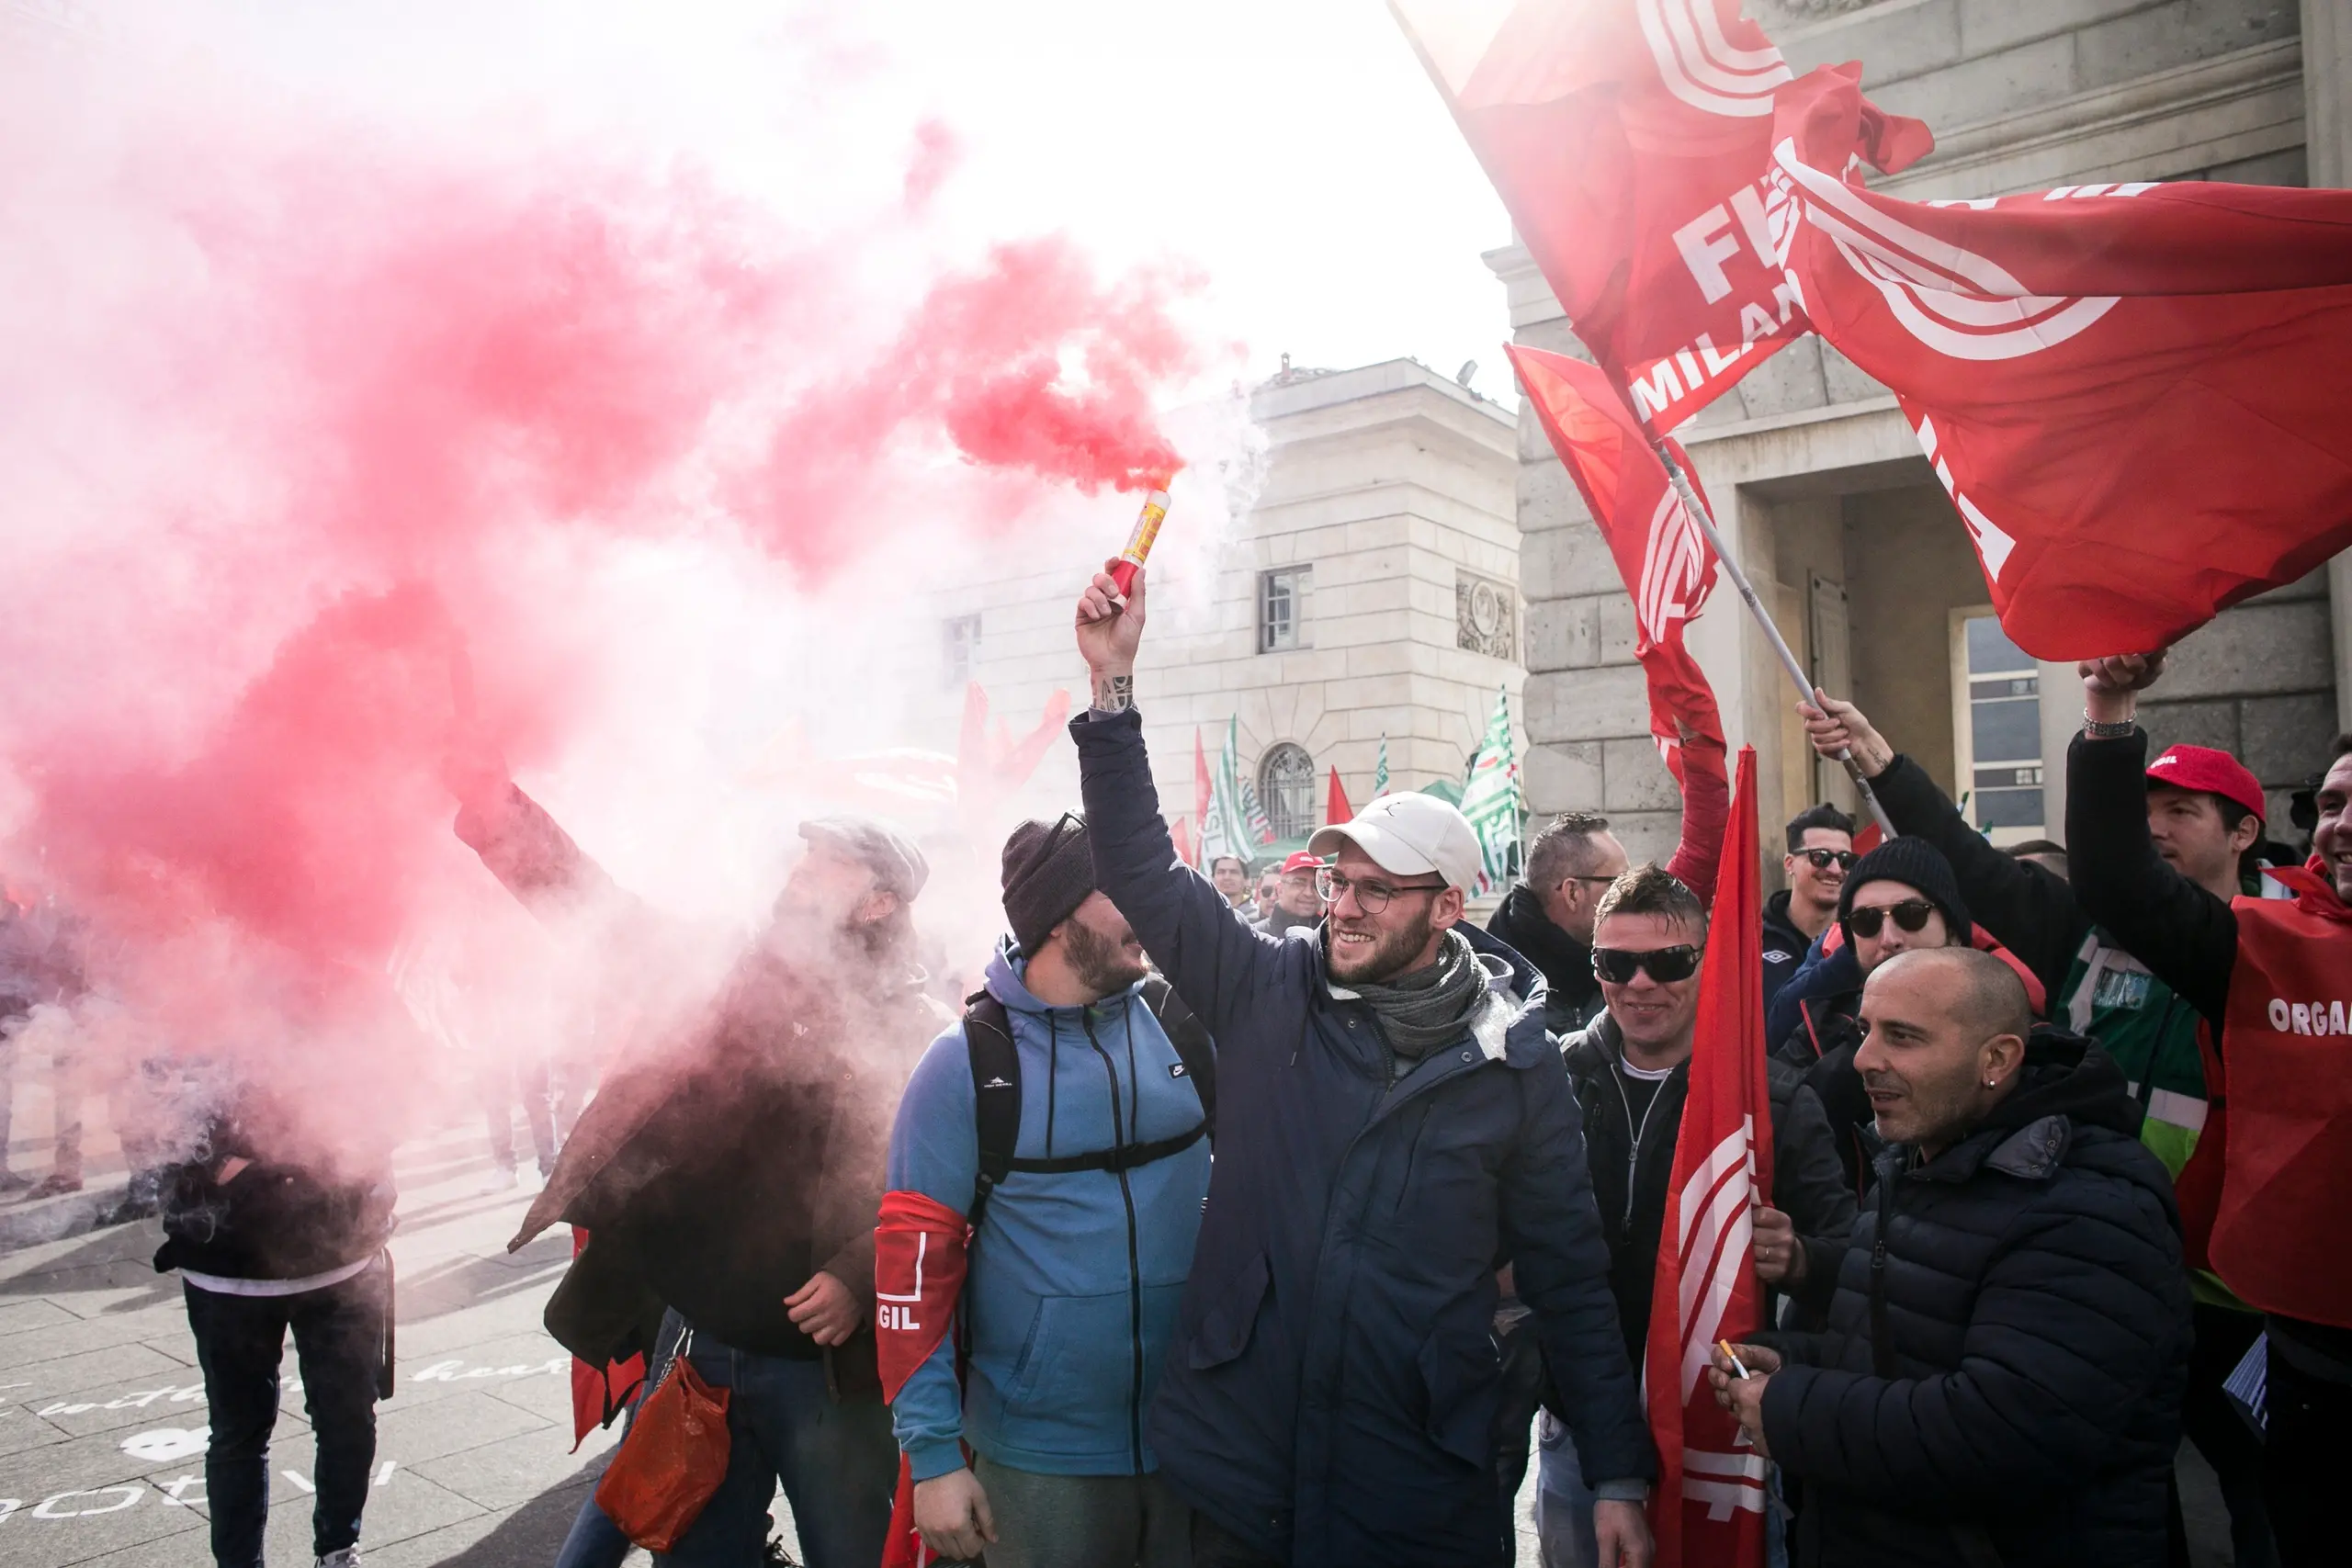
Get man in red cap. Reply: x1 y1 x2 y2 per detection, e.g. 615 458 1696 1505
1256 852 1325 940
2069 648 2352 1568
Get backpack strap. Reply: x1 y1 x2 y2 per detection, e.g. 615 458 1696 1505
1140 975 1216 1140
963 990 1022 1230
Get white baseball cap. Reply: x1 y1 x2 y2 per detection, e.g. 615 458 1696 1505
1308 793 1486 893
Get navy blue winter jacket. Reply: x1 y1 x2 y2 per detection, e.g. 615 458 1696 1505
1075 708 1652 1567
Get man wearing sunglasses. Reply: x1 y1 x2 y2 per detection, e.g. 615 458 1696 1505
1487 765 1730 1039
1765 839 1976 1202
1763 805 1858 1015
1540 867 1855 1568
1070 565 1656 1568
1797 687 2278 1564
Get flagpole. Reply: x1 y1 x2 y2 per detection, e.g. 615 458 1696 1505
1649 440 1899 840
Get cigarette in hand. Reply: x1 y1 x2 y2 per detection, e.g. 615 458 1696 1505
1717 1339 1752 1380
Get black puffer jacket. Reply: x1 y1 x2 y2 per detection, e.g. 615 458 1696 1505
1487 885 1602 1036
1563 1014 1857 1372
1762 1031 2190 1568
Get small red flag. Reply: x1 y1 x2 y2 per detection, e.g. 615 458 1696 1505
1645 746 1772 1567
1509 344 1726 786
1326 767 1352 826
1171 815 1195 870
1392 0 1928 431
1770 64 2352 658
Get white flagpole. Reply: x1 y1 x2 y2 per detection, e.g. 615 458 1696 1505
1650 440 1899 840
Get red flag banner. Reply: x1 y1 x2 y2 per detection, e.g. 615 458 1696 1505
876 1190 971 1568
1392 0 1929 430
1509 344 1727 783
1326 766 1353 827
1769 64 2352 659
1645 744 1772 1566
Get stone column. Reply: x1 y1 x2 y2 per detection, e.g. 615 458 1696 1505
2307 0 2352 731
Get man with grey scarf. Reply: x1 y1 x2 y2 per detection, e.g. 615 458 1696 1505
1072 562 1654 1568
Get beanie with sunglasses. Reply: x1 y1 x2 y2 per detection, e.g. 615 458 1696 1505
1837 838 1973 948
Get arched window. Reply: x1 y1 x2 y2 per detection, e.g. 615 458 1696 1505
1259 743 1317 842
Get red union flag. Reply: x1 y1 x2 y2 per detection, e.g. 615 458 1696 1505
1770 64 2352 659
1648 744 1772 1566
1392 0 1929 430
1508 344 1726 779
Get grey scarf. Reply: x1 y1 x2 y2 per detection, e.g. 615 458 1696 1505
1351 929 1487 1061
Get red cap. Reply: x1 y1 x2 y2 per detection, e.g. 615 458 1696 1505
2145 745 2266 822
1279 852 1325 876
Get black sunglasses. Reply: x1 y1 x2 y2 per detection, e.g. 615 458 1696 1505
1592 945 1703 985
1794 848 1858 872
1846 899 1939 939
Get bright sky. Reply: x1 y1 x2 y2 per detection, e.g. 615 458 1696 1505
110 0 1518 402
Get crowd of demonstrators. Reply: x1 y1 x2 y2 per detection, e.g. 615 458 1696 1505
2065 650 2352 1568
154 1086 397 1568
1795 686 2277 1562
1255 852 1325 938
1073 565 1656 1568
448 751 948 1568
1716 948 2194 1568
1487 750 1730 1039
885 815 1214 1567
1762 805 1855 1014
1539 865 1854 1566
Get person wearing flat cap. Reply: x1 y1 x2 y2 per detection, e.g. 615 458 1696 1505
886 813 1214 1567
1070 564 1655 1568
446 754 947 1568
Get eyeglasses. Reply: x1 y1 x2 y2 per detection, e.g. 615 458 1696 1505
1591 945 1703 984
1794 848 1858 872
1316 867 1447 914
1846 899 1939 939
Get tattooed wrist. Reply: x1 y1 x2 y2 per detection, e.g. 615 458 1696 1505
1091 671 1135 713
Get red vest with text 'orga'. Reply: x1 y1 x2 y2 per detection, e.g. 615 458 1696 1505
2209 863 2352 1328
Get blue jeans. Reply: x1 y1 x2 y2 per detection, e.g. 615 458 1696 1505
183 1262 386 1567
656 1319 898 1568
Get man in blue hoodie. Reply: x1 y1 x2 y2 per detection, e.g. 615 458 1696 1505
886 814 1213 1568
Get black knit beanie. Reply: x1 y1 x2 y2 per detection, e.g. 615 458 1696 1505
1838 837 1973 947
1001 816 1100 956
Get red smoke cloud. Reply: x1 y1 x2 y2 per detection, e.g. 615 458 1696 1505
0 61 1208 1156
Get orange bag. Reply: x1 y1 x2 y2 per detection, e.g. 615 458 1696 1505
593 1331 733 1552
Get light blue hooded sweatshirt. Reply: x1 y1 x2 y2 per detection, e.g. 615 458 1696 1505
885 942 1212 1481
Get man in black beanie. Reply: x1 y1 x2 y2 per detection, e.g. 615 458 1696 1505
1768 838 1978 1196
885 814 1214 1568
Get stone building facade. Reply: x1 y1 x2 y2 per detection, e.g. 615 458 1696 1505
1494 0 2349 867
915 358 1525 858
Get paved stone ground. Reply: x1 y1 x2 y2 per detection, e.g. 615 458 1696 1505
0 1122 653 1568
0 1102 2228 1568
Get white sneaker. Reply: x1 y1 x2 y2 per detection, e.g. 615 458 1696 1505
317 1550 361 1567
481 1164 519 1194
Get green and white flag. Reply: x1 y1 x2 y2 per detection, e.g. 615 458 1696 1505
1459 687 1522 893
1374 734 1390 796
1200 716 1251 866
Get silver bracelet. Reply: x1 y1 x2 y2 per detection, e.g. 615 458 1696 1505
2081 712 2137 739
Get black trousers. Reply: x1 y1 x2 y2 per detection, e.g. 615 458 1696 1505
2263 1347 2349 1568
183 1262 388 1567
